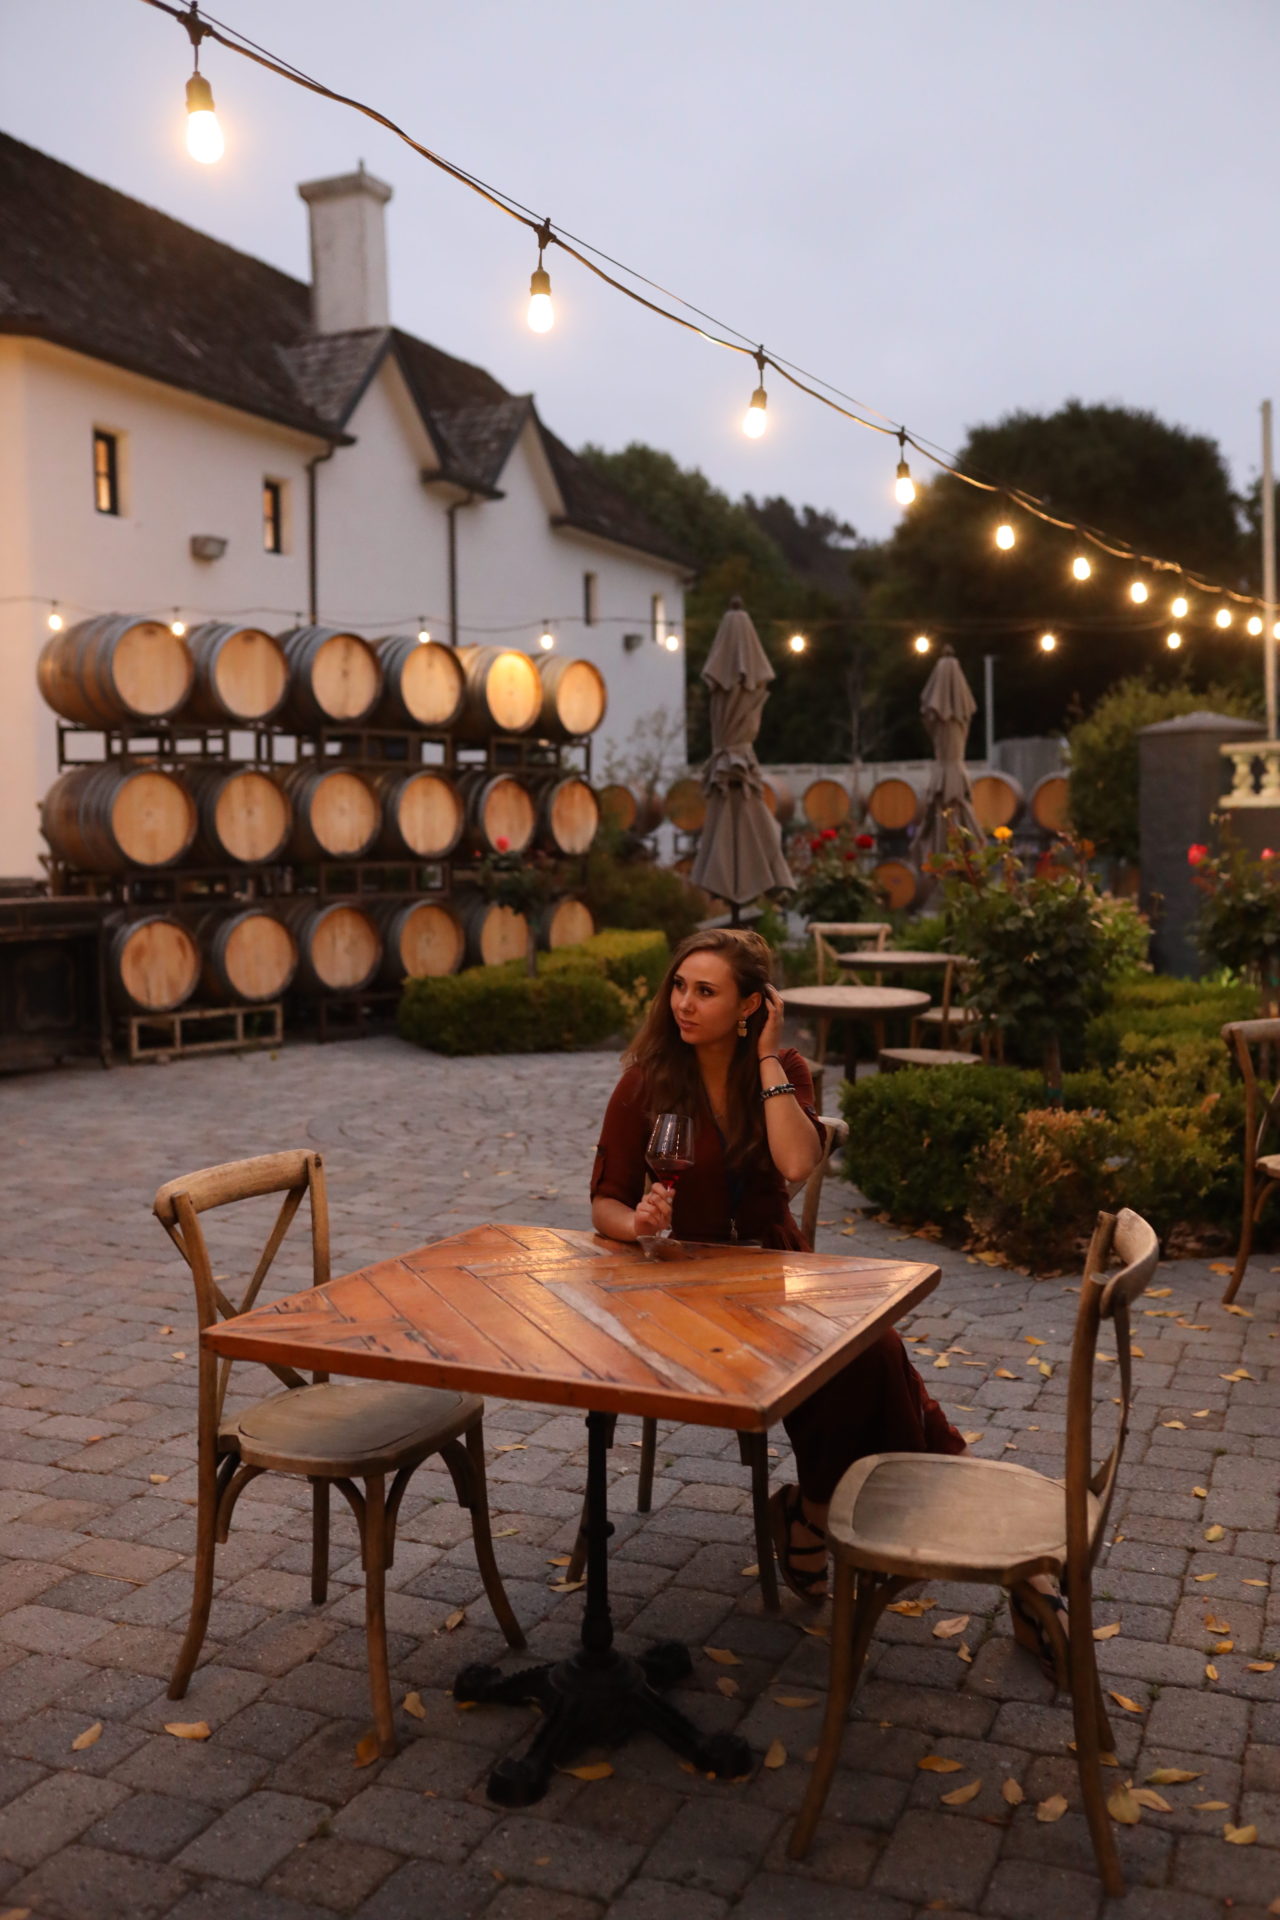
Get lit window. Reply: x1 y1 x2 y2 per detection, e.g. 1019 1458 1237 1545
262 479 284 554
583 572 599 627
651 592 666 645
93 430 119 515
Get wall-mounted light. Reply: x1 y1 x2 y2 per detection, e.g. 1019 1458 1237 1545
622 632 644 653
190 534 227 561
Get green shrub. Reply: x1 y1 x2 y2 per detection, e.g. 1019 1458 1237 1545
399 966 624 1055
967 1108 1120 1270
1085 982 1257 1067
841 1066 1038 1225
542 929 669 999
583 840 702 946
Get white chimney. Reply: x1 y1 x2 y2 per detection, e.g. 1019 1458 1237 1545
297 164 393 334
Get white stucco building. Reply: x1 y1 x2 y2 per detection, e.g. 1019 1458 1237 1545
0 134 690 877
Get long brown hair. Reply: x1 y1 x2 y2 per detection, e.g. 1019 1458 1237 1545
625 929 774 1167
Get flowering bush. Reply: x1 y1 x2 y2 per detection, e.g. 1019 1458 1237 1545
791 826 885 922
1191 831 1280 987
475 846 561 976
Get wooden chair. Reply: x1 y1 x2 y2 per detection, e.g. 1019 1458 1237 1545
1222 1018 1280 1303
154 1150 524 1756
788 1206 1158 1897
569 1119 852 1610
810 922 891 986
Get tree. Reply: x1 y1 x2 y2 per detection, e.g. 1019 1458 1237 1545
864 401 1253 753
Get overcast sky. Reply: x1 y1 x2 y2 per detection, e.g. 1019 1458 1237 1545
3 0 1276 544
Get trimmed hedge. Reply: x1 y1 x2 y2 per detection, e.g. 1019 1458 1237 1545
1085 979 1257 1068
397 928 668 1056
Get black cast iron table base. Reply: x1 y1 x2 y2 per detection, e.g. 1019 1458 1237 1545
453 1409 754 1806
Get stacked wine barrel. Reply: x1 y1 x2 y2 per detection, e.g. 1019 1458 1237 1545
37 616 607 1031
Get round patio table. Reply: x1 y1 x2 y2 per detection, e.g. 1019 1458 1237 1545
782 983 930 1081
835 950 973 972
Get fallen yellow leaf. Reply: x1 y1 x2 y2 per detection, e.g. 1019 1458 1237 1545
443 1609 465 1631
1205 1664 1219 1681
886 1598 936 1617
70 1721 102 1751
763 1739 787 1770
933 1615 970 1639
1248 1662 1277 1673
957 1641 973 1664
493 1444 527 1453
994 1369 1017 1380
548 1580 587 1594
1036 1793 1069 1822
1109 1692 1143 1714
1130 1787 1172 1812
941 1778 982 1806
961 1430 983 1444
1214 1641 1234 1654
1025 1336 1046 1346
1193 1573 1218 1582
933 1356 950 1369
1224 1823 1258 1845
1243 1578 1269 1587
403 1691 426 1720
493 1527 519 1538
739 1564 759 1578
1037 1362 1053 1378
715 1676 739 1698
164 1722 211 1741
1204 1615 1231 1632
1093 1622 1121 1640
918 1755 964 1773
1193 1409 1211 1417
1196 1800 1230 1811
546 1556 572 1568
1001 1778 1024 1805
1108 1785 1141 1825
562 1761 614 1781
1147 1768 1202 1784
1224 1303 1253 1316
1162 1421 1186 1430
704 1647 742 1666
1205 1525 1226 1543
1193 1487 1208 1499
773 1695 818 1708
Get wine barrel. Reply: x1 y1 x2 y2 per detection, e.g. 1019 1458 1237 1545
281 768 380 861
536 655 608 740
598 783 638 831
872 858 921 912
279 901 382 993
41 765 197 873
189 767 291 866
107 914 200 1013
38 615 194 726
535 776 600 856
374 770 464 860
457 770 537 856
374 635 466 730
454 646 542 740
1030 772 1072 835
760 774 796 825
277 626 383 728
802 777 852 830
971 770 1024 833
181 623 289 724
376 900 465 982
200 908 297 1003
456 896 530 967
665 776 707 833
866 777 921 832
536 897 595 950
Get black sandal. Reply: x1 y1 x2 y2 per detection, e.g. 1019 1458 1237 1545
1009 1585 1067 1681
768 1484 829 1606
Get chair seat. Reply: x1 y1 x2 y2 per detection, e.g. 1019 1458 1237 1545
1257 1154 1280 1179
916 1005 982 1028
827 1451 1101 1583
878 1047 979 1071
222 1381 482 1474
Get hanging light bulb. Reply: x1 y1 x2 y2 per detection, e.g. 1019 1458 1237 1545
894 431 916 507
538 625 555 651
46 603 64 633
170 612 187 637
1071 554 1092 581
1248 615 1265 636
994 520 1016 550
1166 631 1183 651
1171 594 1190 618
1038 631 1058 654
1215 607 1233 630
185 71 224 163
1129 580 1149 604
743 349 768 439
788 632 807 654
417 623 431 644
663 631 681 652
912 633 931 655
526 219 555 333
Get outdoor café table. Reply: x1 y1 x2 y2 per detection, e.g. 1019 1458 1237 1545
834 950 973 975
782 982 930 1079
204 1221 939 1806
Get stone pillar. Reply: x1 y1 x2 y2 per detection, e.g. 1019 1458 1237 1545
1138 711 1265 976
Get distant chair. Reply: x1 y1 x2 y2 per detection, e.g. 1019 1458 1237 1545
788 1207 1159 1898
810 921 891 986
1221 1017 1280 1303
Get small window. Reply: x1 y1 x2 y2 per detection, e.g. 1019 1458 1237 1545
93 430 119 515
650 592 666 644
262 479 284 554
583 572 599 627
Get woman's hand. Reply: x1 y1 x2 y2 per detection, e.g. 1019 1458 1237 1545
757 982 786 1060
633 1184 674 1237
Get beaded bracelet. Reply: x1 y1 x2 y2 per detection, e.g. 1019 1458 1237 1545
761 1081 797 1101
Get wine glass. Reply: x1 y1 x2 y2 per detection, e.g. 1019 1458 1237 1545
645 1112 695 1242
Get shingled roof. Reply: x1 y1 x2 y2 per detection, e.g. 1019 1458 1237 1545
0 132 691 569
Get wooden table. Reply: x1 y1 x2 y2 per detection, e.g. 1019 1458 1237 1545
206 1222 939 1804
835 950 973 974
782 983 931 1078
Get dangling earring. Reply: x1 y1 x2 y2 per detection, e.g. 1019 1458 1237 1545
737 1017 748 1038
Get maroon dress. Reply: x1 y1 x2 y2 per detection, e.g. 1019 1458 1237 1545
591 1047 964 1503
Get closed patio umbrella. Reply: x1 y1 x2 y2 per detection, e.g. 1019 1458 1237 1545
690 598 794 918
913 645 985 870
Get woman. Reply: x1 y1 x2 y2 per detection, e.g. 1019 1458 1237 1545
590 927 966 1604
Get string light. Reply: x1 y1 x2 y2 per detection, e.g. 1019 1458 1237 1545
417 622 431 643
46 603 64 633
527 219 554 334
170 612 187 636
1171 594 1190 619
994 521 1016 550
1071 554 1092 581
1249 615 1265 636
1038 631 1058 653
912 633 931 655
1166 631 1183 651
787 632 807 654
1215 607 1233 630
537 623 555 650
663 631 681 652
894 431 916 507
743 350 768 439
1129 580 1149 604
181 6 224 164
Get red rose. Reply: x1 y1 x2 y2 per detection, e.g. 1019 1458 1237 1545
1265 849 1276 862
495 836 510 852
1187 843 1209 867
822 828 838 841
843 850 856 861
856 833 875 849
809 836 823 852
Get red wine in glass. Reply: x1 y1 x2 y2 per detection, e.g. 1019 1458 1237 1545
645 1112 694 1239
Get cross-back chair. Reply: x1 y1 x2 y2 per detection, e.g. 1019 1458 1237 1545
154 1149 524 1756
567 1117 851 1613
1221 1018 1280 1303
788 1206 1159 1898
810 922 891 986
